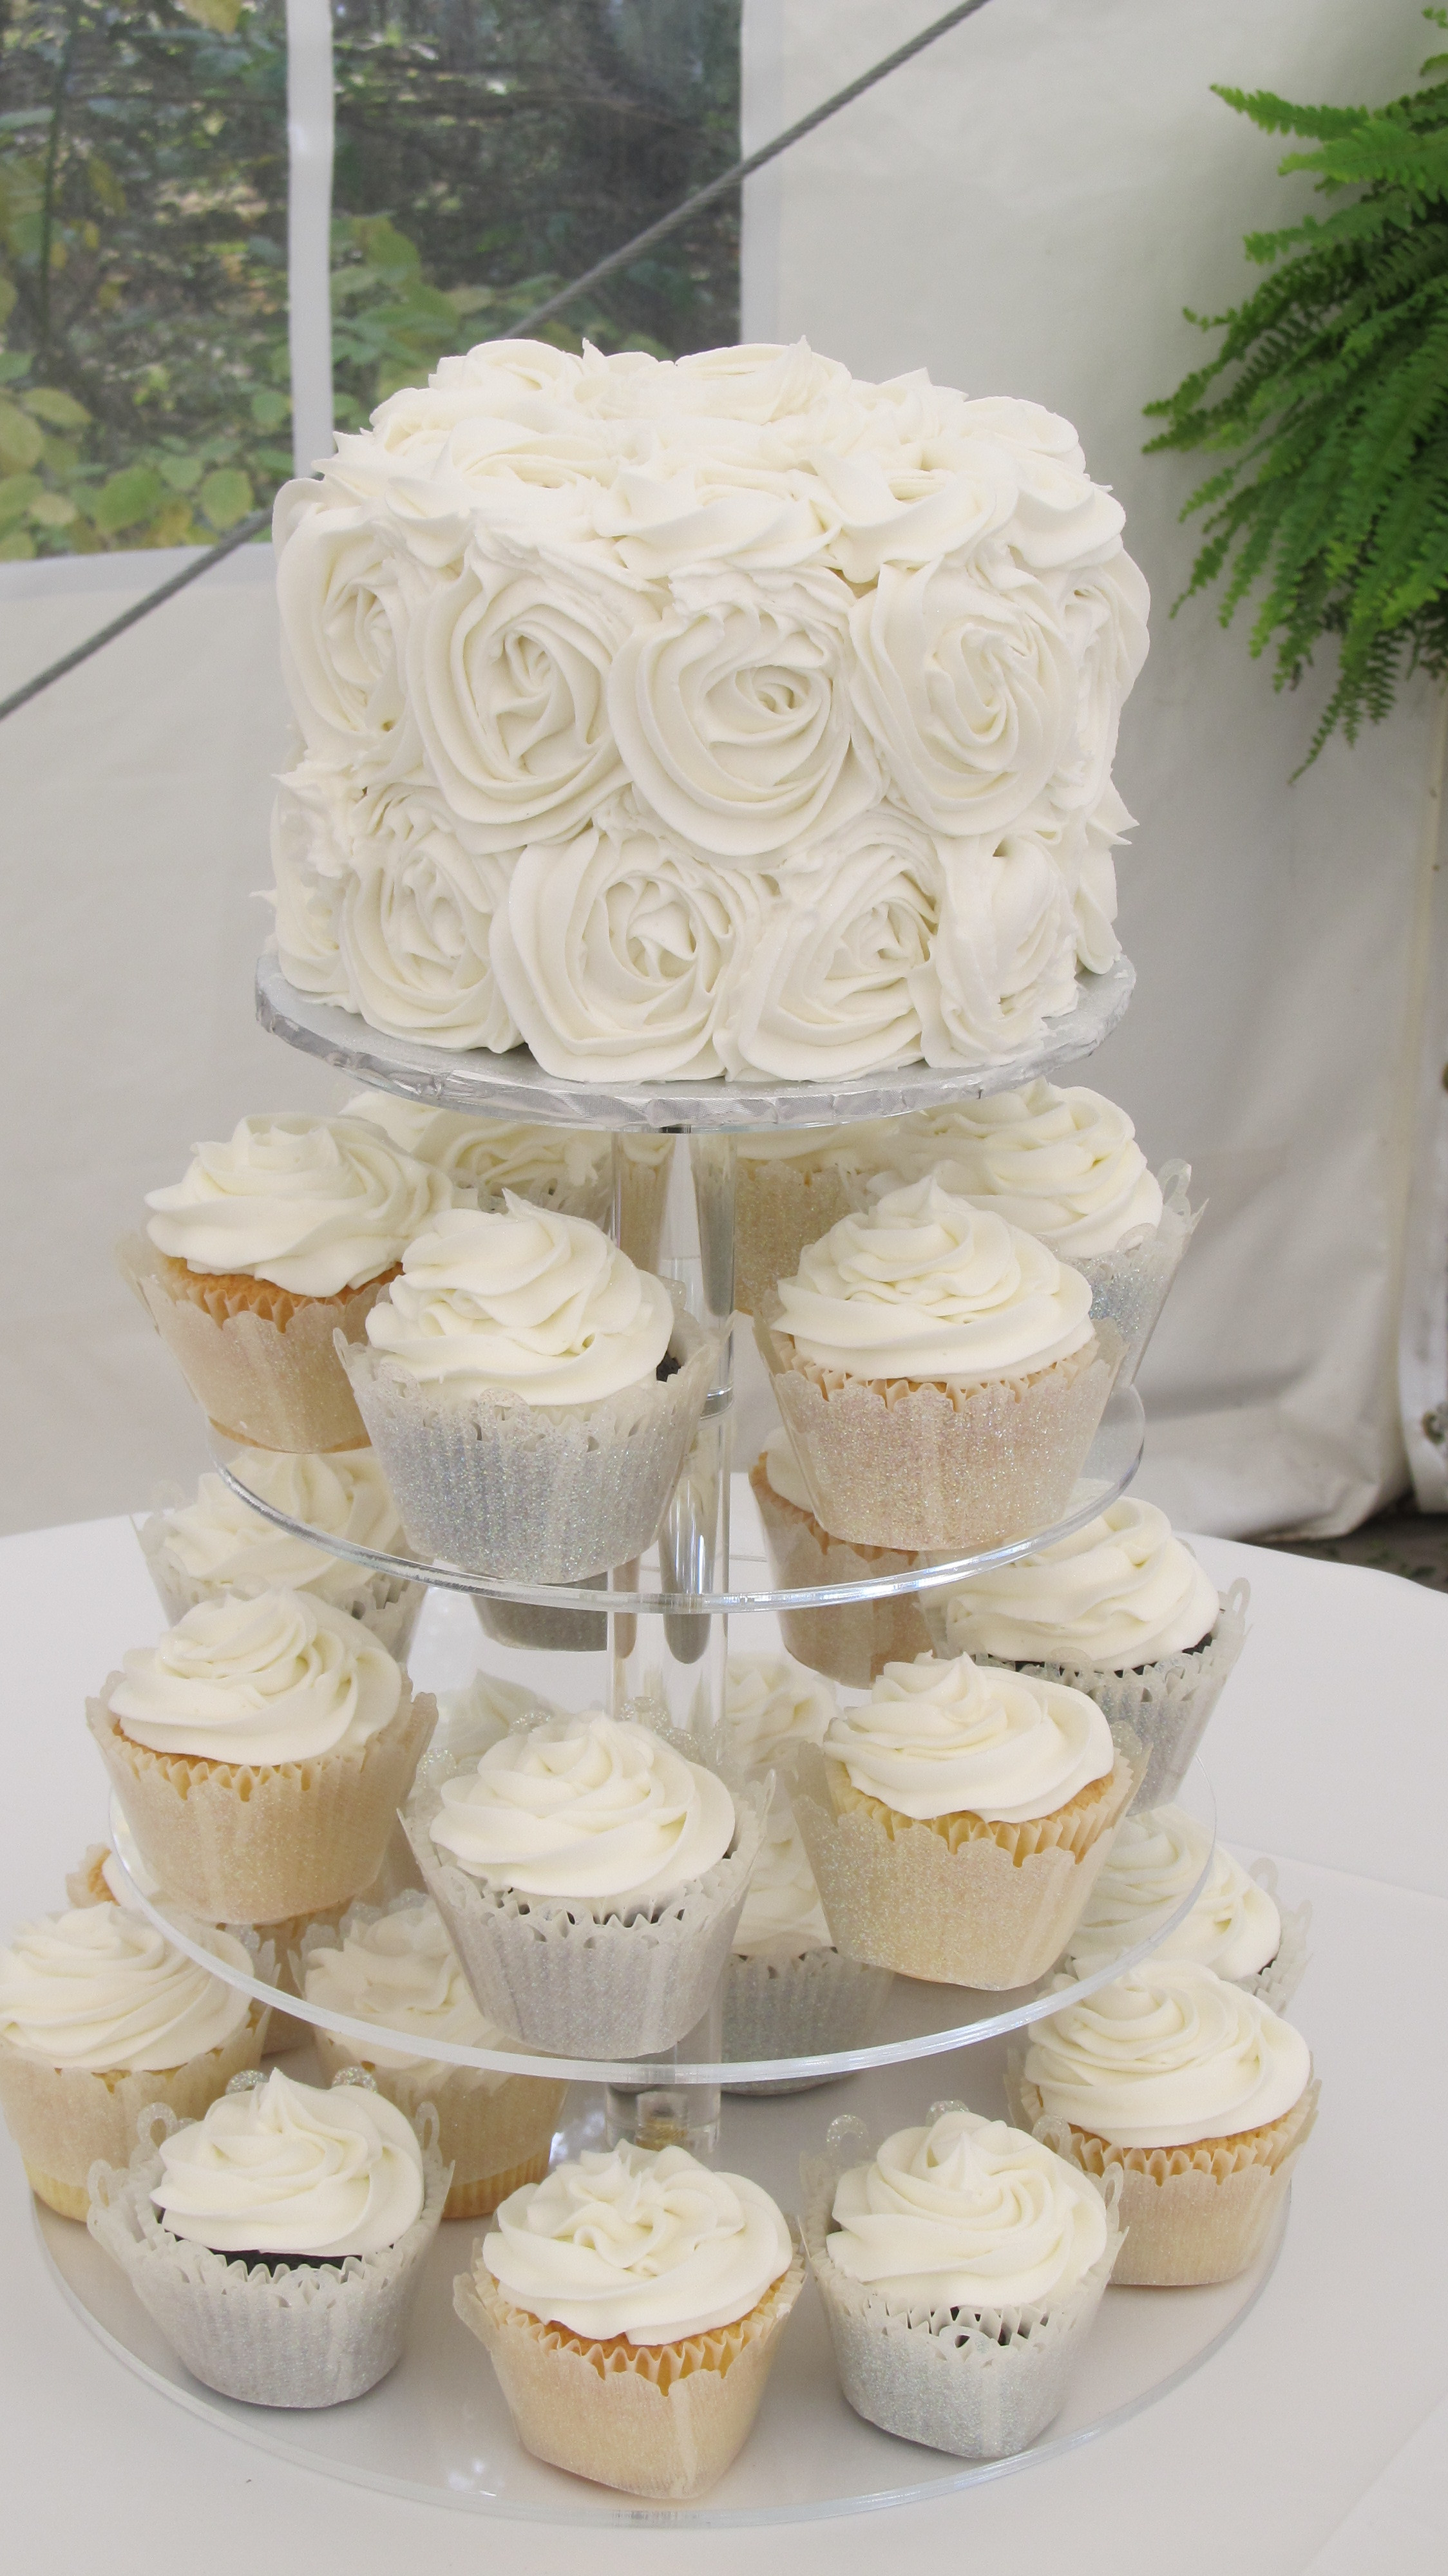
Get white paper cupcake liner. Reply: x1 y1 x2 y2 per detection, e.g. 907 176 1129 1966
339 1314 718 1584
136 1517 426 1663
403 1761 766 2058
722 1946 894 2095
1243 1863 1311 2013
1073 1163 1199 1387
0 1999 272 2221
802 2111 1122 2460
117 1233 381 1453
86 2094 450 2406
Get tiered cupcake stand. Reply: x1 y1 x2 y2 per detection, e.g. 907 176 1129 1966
35 947 1289 2526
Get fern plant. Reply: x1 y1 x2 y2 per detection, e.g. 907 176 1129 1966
1145 13 1448 764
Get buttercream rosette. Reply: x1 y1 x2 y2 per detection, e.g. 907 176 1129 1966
88 2069 450 2407
747 1425 933 1687
803 2105 1121 2459
339 1201 718 1584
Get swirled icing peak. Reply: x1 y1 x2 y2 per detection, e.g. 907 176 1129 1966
721 1648 836 1774
826 2107 1108 2307
108 1589 402 1765
145 1112 452 1295
302 1896 506 2072
428 1712 735 1904
150 1448 407 1605
732 1795 832 1959
776 1177 1094 1381
891 1079 1162 1257
825 1651 1112 1823
151 2067 425 2257
942 1497 1219 1670
482 2139 793 2342
363 1198 673 1402
1024 1960 1311 2148
341 1092 610 1202
1067 1806 1280 1983
0 1906 252 2072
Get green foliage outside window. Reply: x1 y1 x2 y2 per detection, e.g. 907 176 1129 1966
0 0 741 558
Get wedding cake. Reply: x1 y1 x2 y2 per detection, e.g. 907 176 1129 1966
268 338 1147 1083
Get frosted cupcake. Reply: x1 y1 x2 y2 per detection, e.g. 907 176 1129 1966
935 1499 1248 1803
343 1092 674 1269
882 1080 1195 1382
138 1446 424 1662
455 2139 804 2499
119 1112 452 1452
792 1653 1138 1989
341 1200 716 1583
88 1589 435 1923
1009 1960 1319 2284
758 1178 1120 1551
0 1904 266 2218
748 1424 933 1685
88 2067 448 2406
405 1710 761 2057
299 1894 566 2219
803 2105 1121 2459
1064 1805 1310 2012
693 1122 891 1318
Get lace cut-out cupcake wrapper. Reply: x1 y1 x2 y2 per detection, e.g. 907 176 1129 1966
721 1944 894 2096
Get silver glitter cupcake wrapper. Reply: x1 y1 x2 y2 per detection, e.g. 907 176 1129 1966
802 2110 1123 2461
87 2098 450 2409
722 1946 894 2096
1072 1162 1198 1388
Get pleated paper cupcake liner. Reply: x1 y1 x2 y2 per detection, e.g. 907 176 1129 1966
722 1946 894 2095
0 2004 271 2220
117 1234 383 1453
747 1461 933 1686
789 1738 1142 1991
802 2112 1122 2460
1007 2060 1320 2286
756 1306 1123 1553
87 1684 435 1924
694 1147 872 1320
88 2098 450 2405
339 1315 718 1584
136 1519 426 1664
453 2235 806 2500
403 1764 766 2058
1073 1162 1199 1388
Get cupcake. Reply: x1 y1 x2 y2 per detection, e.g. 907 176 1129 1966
88 2067 448 2406
405 1710 762 2056
933 1499 1248 1803
694 1122 891 1318
87 1589 435 1923
118 1112 452 1452
454 2139 804 2499
803 2104 1121 2459
1009 1960 1319 2285
723 1792 893 2092
748 1423 933 1685
339 1201 718 1584
715 1643 837 1779
791 1653 1139 1989
880 1081 1196 1383
138 1446 425 1661
342 1093 674 1269
1064 1804 1311 2012
757 1178 1121 1552
0 1904 267 2218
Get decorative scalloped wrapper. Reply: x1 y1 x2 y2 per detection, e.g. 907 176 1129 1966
747 1459 933 1686
86 1683 436 1924
453 2235 806 2500
801 2112 1123 2459
116 1233 386 1452
0 2003 270 2220
339 1312 718 1584
87 2099 450 2406
696 1148 873 1319
1006 2062 1320 2286
1073 1163 1199 1388
722 1944 894 2096
404 1765 766 2057
756 1305 1123 1553
136 1514 427 1664
789 1738 1142 1991
1244 1864 1312 2016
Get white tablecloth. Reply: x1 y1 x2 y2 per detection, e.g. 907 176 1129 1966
1 1513 1443 2575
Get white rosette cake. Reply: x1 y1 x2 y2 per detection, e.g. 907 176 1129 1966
268 339 1148 1086
803 2105 1121 2459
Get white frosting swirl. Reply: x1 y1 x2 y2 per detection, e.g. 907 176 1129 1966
108 1590 402 1766
151 2067 424 2257
760 1424 817 1516
825 1652 1113 1823
482 2140 792 2341
341 1093 609 1206
145 1113 452 1296
150 1450 407 1607
732 1798 831 1959
428 1712 735 1904
941 1498 1219 1670
1024 1961 1311 2148
1067 1808 1281 1983
0 1908 252 2072
776 1177 1094 1381
363 1200 672 1403
826 2108 1107 2306
302 1897 507 2073
895 1079 1163 1256
721 1647 835 1773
